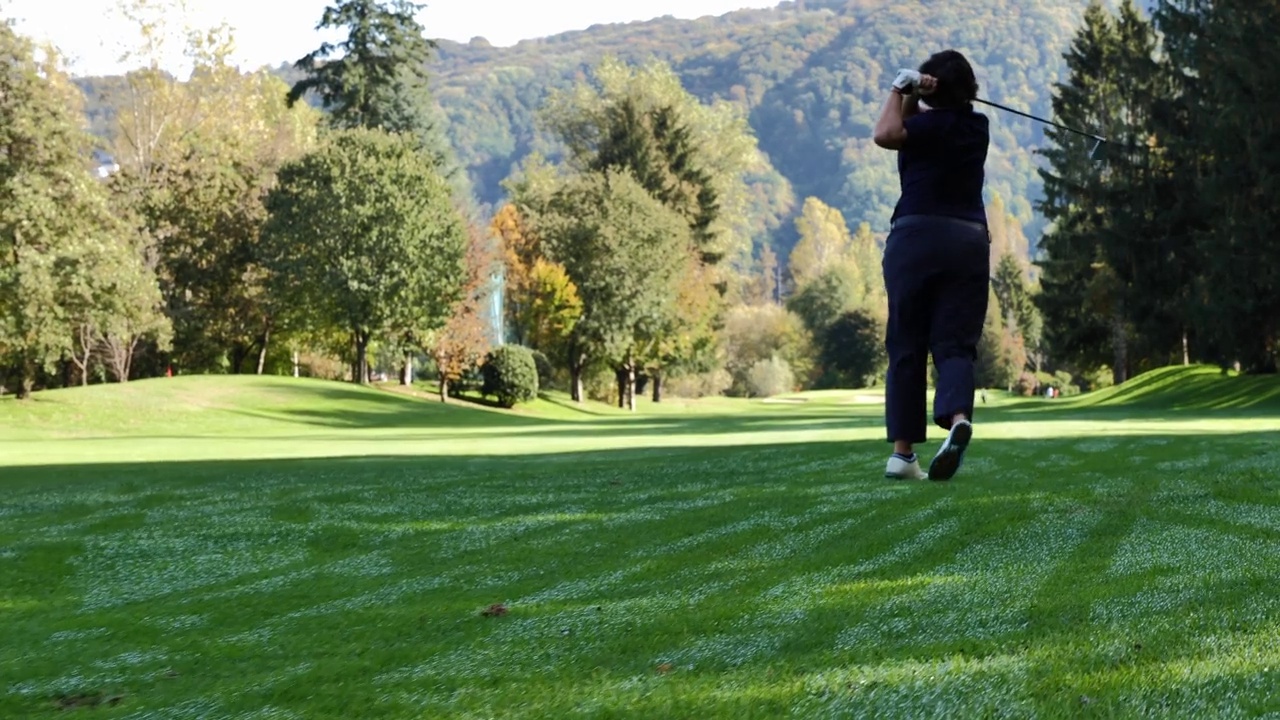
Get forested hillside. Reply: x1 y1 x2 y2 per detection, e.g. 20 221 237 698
418 0 1092 253
80 0 1096 259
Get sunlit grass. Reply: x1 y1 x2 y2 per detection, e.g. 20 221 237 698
2 367 1280 717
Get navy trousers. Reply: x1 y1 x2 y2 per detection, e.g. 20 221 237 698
881 215 990 444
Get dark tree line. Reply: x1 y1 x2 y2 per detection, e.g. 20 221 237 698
1037 0 1280 381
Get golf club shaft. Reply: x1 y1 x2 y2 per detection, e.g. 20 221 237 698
974 98 1107 144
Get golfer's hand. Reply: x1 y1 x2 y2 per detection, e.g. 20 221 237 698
916 74 938 97
892 69 921 94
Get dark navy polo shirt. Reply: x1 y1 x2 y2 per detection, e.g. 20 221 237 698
891 106 990 226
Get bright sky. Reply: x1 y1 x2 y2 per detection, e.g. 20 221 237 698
4 0 780 77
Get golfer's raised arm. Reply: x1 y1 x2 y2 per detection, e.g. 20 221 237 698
873 87 909 149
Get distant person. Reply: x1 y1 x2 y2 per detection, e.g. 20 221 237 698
872 50 990 481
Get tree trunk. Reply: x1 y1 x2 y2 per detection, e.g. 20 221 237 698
439 377 448 402
16 357 34 399
623 349 636 412
570 351 585 403
353 331 369 385
74 325 93 386
292 350 300 378
256 328 271 375
652 372 662 403
102 333 135 383
231 344 250 374
351 337 359 383
1182 328 1190 366
1111 313 1129 386
60 354 73 389
627 362 636 412
122 336 136 382
401 352 414 386
616 367 627 409
1255 334 1278 374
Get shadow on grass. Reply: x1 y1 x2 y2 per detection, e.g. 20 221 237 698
238 366 1280 434
4 430 1280 718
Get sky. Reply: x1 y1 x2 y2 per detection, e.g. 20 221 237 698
4 0 780 77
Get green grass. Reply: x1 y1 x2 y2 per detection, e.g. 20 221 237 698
2 367 1280 718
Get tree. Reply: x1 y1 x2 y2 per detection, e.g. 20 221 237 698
540 59 756 401
287 0 473 199
748 245 781 306
542 56 762 273
585 98 721 264
1036 2 1123 379
262 128 467 385
642 253 721 403
1037 0 1169 384
976 289 1026 391
81 219 172 384
0 26 168 396
1154 0 1280 372
992 252 1043 372
784 260 887 389
287 1 437 137
515 259 582 360
535 169 690 407
103 16 321 376
789 197 852 291
721 303 814 395
427 224 499 401
986 193 1033 276
819 310 887 389
845 220 888 323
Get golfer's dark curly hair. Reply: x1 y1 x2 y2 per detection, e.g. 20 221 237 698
919 50 979 110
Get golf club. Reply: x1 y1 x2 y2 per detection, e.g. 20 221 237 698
974 97 1108 159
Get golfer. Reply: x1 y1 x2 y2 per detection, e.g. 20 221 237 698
872 50 990 481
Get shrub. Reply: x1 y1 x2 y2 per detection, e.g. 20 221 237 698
1054 370 1081 397
296 351 348 381
481 345 539 408
1034 371 1057 391
747 356 795 398
666 369 733 399
817 309 886 389
529 349 556 389
583 367 616 404
1015 372 1039 397
722 304 815 396
1084 365 1115 392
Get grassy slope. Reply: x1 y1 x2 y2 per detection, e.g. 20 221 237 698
2 368 1280 718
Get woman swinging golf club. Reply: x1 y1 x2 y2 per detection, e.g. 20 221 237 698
873 50 989 481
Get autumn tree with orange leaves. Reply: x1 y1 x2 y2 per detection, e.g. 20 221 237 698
426 224 499 401
491 203 582 376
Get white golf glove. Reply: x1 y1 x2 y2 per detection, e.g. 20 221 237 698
892 69 921 93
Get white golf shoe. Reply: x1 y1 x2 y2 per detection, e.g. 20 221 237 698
928 420 973 481
885 454 927 480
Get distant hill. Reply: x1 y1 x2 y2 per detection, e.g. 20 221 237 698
77 0 1096 259
417 0 1092 253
